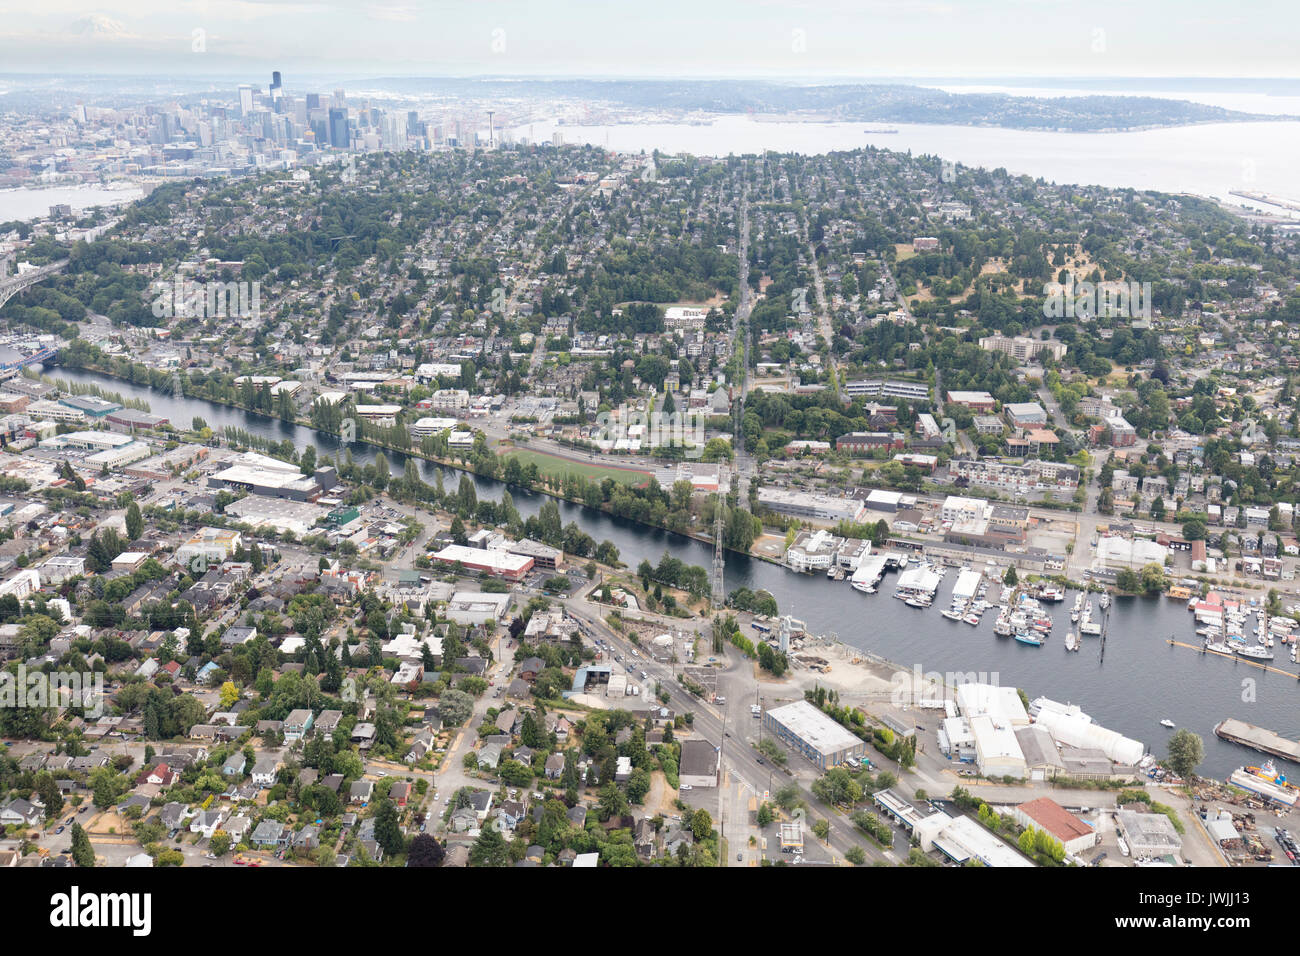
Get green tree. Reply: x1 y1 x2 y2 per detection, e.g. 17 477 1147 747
691 808 714 841
70 823 94 867
374 798 405 856
125 500 144 541
1166 729 1205 781
469 823 510 867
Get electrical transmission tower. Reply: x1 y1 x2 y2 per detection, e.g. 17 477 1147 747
712 464 727 607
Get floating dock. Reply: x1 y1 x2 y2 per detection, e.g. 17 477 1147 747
1215 718 1300 764
1166 638 1298 678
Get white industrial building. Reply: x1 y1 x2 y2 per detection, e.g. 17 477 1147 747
955 683 1029 727
1095 536 1169 570
762 700 867 770
939 716 976 762
969 715 1027 778
1034 709 1145 766
757 487 866 524
912 812 1034 867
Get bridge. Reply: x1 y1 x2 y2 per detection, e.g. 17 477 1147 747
0 259 70 311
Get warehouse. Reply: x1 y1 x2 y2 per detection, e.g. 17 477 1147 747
955 682 1030 727
208 451 337 502
762 700 866 770
430 544 533 581
443 590 512 625
39 430 136 453
969 715 1027 778
106 409 170 432
58 395 121 418
1116 809 1183 860
864 489 902 513
87 440 153 469
756 488 866 524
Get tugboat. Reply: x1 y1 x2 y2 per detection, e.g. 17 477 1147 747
1099 591 1111 610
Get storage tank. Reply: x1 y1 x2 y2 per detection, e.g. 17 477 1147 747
1037 710 1144 766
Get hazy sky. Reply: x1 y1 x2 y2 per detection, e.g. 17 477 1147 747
0 0 1295 79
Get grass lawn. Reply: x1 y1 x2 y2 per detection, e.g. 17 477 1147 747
497 446 651 487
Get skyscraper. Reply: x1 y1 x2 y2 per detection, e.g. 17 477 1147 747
238 84 253 116
328 108 349 149
270 71 283 111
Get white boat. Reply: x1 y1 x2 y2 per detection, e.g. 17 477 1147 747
1099 592 1111 610
1237 644 1274 661
1159 719 1175 729
940 608 963 621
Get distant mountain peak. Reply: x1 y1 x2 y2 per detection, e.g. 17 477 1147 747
65 15 132 39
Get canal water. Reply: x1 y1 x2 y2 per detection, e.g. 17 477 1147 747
50 366 1300 778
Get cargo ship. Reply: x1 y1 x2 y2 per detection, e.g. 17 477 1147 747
1228 761 1300 807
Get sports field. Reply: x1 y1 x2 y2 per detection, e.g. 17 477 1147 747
498 446 651 487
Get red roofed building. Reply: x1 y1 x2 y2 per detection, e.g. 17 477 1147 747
1013 797 1098 855
136 763 180 788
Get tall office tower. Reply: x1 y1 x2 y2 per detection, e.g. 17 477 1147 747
305 93 321 110
270 71 283 111
238 84 254 115
328 107 349 148
407 111 420 136
333 88 346 107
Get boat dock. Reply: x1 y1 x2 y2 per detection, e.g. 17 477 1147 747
1215 718 1300 763
850 554 889 591
1166 638 1299 678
